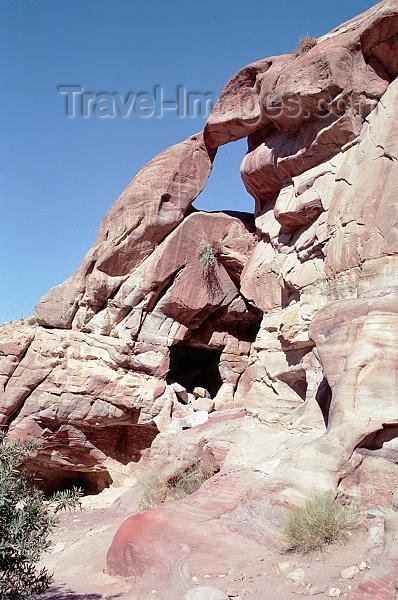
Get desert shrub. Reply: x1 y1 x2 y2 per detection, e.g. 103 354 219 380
169 461 213 501
0 434 82 599
198 241 222 298
283 492 359 553
295 36 317 56
139 460 213 510
198 241 221 269
138 473 170 511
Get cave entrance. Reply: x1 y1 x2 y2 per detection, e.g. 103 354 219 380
32 467 113 497
315 378 332 426
167 344 223 398
358 424 398 453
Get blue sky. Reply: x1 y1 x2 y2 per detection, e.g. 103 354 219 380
0 0 376 323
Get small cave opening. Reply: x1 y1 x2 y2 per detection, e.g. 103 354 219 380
167 343 223 398
190 300 262 348
233 319 262 343
277 367 308 402
357 424 398 453
86 424 159 465
219 299 262 344
288 377 308 402
32 467 113 497
315 377 332 426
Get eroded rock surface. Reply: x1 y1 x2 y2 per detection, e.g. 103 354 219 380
1 0 398 595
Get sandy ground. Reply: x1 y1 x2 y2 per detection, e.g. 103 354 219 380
40 485 386 600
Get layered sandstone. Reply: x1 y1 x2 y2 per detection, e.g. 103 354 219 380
1 1 397 595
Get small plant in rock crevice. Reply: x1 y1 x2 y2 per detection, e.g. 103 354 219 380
283 492 360 554
198 240 221 269
198 241 223 299
139 460 214 511
295 36 317 56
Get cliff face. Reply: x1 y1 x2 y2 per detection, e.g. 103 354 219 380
1 0 398 595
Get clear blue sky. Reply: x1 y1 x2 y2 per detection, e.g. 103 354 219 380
0 0 376 323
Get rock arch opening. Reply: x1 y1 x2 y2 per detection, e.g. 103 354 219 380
194 138 254 214
167 344 223 398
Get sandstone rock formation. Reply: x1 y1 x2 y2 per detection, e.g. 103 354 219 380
1 0 397 596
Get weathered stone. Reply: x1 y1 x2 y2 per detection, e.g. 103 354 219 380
169 382 189 404
341 566 360 580
0 2 397 596
36 133 215 330
191 397 215 413
185 586 228 600
287 568 306 583
277 561 290 574
193 387 211 399
178 411 209 429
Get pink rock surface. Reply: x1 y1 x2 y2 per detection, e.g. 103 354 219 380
36 133 214 330
107 409 282 589
0 1 397 594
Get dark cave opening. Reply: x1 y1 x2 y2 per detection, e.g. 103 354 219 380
358 424 398 451
226 314 262 343
288 377 308 402
167 344 223 398
86 424 159 465
32 468 113 497
315 377 332 426
277 366 308 402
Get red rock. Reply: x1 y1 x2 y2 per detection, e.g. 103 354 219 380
36 133 214 329
0 2 397 593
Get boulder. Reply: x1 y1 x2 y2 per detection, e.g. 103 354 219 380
0 2 397 596
191 398 215 413
193 387 211 399
185 587 228 600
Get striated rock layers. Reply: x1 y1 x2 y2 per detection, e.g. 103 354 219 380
1 0 397 594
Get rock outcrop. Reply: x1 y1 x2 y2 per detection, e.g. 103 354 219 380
1 0 397 595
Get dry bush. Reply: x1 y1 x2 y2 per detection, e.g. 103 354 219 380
169 461 213 501
283 492 359 553
198 241 223 298
138 473 170 511
139 460 214 511
295 36 317 56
